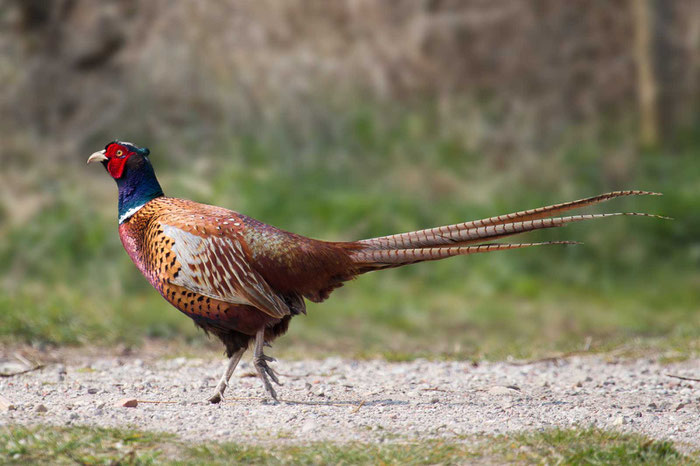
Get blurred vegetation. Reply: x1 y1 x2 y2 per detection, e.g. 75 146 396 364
0 103 698 358
0 1 698 358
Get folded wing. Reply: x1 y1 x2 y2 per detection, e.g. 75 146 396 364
160 223 291 319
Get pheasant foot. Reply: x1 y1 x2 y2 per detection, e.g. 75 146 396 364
254 329 282 401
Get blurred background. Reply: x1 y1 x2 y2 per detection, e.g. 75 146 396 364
0 0 698 359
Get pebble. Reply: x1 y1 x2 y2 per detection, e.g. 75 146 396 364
118 398 138 408
488 386 519 396
0 395 14 411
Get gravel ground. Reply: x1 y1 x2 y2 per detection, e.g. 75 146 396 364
0 355 698 449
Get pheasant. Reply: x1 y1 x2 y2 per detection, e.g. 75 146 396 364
88 140 661 403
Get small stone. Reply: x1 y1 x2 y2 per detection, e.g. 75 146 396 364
35 404 48 413
613 416 626 426
69 413 79 420
118 398 138 408
87 388 98 395
489 386 518 396
0 395 13 411
675 402 687 411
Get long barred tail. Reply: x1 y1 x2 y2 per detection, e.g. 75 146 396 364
351 241 580 269
350 190 663 270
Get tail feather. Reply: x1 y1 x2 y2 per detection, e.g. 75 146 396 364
351 241 580 269
358 190 660 250
361 212 661 250
350 190 664 270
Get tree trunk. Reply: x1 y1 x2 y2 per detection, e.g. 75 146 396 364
631 0 659 147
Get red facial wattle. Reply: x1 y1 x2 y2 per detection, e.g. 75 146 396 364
107 156 128 179
105 145 131 179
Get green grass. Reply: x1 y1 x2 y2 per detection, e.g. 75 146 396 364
0 426 169 465
1 425 695 465
0 104 698 359
493 429 695 465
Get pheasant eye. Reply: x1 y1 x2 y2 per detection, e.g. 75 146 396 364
116 149 124 157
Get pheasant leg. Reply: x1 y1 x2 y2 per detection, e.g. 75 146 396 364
254 328 282 401
208 348 246 404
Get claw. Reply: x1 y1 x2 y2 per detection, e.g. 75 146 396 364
254 356 283 399
265 381 278 401
208 390 224 404
256 360 279 400
208 380 228 404
264 361 282 385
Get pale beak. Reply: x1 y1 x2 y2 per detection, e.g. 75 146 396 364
87 150 108 164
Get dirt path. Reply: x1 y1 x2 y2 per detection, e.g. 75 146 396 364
1 355 698 449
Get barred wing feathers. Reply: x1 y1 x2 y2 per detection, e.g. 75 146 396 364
139 200 296 320
159 223 291 319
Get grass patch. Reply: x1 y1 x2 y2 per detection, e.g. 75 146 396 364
498 429 693 465
0 425 170 465
1 425 695 465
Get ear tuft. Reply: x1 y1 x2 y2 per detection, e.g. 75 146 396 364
136 147 150 157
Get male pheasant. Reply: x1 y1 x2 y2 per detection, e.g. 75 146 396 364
88 140 661 403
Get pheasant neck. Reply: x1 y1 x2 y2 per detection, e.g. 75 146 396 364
117 161 164 224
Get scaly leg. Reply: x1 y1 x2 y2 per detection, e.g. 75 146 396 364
253 328 282 401
208 348 246 404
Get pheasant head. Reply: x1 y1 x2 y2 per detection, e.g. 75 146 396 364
88 140 164 223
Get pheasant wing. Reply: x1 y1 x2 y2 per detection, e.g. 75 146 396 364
159 223 291 319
